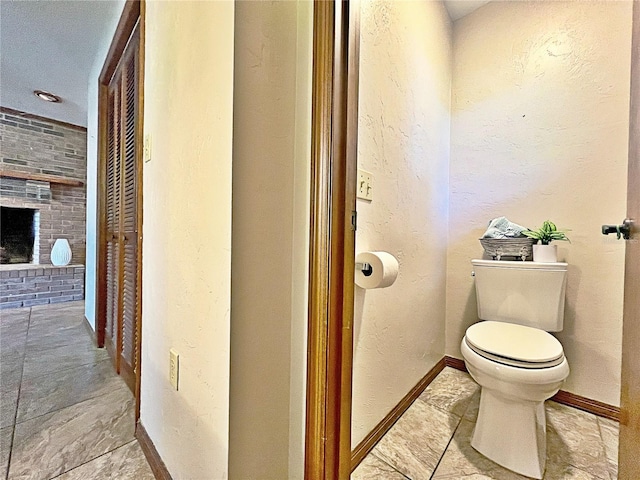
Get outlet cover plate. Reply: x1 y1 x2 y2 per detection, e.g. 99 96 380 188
169 348 179 390
144 134 152 163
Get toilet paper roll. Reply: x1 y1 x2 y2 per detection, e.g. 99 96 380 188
355 251 399 289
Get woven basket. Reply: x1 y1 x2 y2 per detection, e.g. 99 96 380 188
479 238 535 261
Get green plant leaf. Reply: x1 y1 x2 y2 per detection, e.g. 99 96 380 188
524 220 570 244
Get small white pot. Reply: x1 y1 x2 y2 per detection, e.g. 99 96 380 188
533 244 557 263
51 238 72 266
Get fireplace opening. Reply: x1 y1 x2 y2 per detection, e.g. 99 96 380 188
1 207 39 264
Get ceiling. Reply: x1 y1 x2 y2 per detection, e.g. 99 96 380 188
0 0 489 128
443 0 491 21
0 0 121 127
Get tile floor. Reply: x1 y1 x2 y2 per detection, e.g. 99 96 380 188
2 302 620 480
0 301 154 480
352 367 619 480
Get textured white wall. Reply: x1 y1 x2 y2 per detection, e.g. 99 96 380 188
141 2 235 478
352 0 452 447
446 1 632 406
84 0 125 330
229 1 311 478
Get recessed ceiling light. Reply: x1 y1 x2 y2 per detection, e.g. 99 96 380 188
33 90 61 103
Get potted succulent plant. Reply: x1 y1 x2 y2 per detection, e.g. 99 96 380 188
522 220 570 262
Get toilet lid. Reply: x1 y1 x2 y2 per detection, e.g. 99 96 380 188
465 321 564 368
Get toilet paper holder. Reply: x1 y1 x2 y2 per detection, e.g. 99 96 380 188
355 262 373 276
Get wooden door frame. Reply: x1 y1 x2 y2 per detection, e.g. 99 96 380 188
305 1 360 478
619 1 640 477
96 0 144 419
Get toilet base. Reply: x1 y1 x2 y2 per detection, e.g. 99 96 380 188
471 388 546 479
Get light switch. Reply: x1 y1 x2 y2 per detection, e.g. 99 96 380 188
357 169 373 201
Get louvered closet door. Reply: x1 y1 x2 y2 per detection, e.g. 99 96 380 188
105 86 122 360
119 39 140 391
104 24 140 395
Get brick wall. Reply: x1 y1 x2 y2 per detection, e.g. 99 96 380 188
0 265 85 309
0 108 87 264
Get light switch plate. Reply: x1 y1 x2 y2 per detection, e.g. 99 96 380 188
357 169 373 201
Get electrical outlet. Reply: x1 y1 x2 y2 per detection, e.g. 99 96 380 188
169 348 179 390
144 134 152 163
357 169 373 201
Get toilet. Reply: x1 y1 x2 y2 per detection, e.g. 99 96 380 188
461 259 570 479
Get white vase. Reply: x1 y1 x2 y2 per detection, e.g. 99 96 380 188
532 244 557 263
51 238 72 266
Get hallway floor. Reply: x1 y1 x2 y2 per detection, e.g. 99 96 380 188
352 367 619 480
0 302 154 480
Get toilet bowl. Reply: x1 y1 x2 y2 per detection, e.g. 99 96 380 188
461 321 570 479
462 260 570 479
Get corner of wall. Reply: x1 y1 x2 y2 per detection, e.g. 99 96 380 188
288 1 313 476
229 1 311 477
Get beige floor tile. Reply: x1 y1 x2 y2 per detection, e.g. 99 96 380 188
432 419 528 480
9 385 135 480
55 441 155 480
0 388 18 429
373 399 460 479
16 359 123 423
433 414 606 480
25 321 92 351
403 369 616 480
0 307 31 320
433 475 503 480
418 367 480 418
0 348 24 393
544 460 606 479
21 341 109 379
0 309 30 352
464 389 480 422
1 425 12 479
28 301 84 319
546 402 610 480
598 417 619 480
2 302 153 480
351 453 408 480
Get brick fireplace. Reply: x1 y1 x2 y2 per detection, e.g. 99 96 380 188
0 108 87 308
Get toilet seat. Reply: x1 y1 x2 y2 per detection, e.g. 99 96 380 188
465 321 564 369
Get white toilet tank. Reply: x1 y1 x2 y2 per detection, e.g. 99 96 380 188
472 259 568 332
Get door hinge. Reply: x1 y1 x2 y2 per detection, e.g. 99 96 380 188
351 210 357 231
